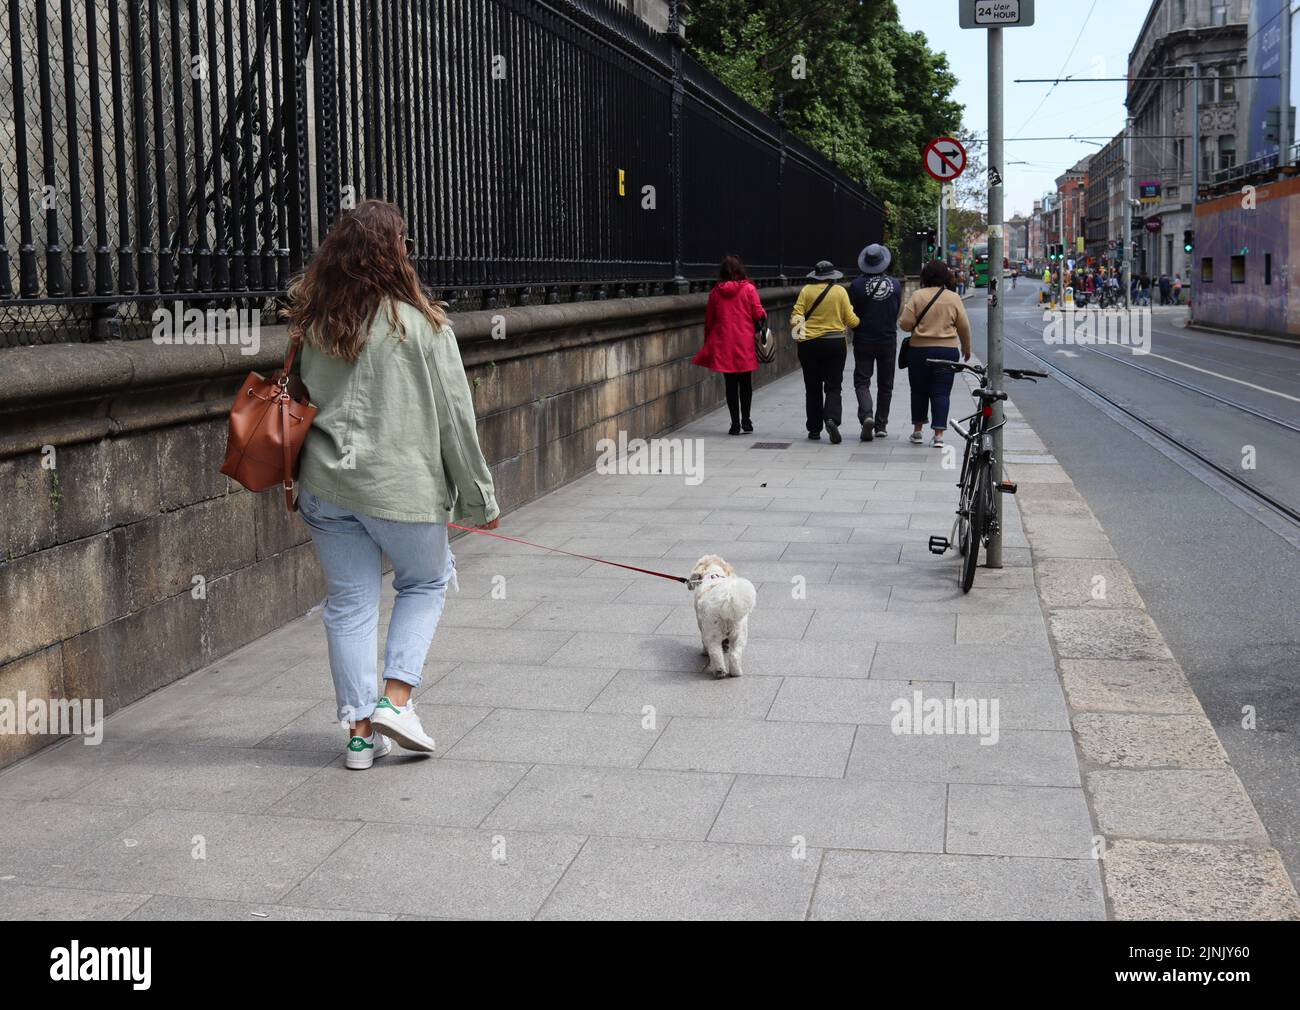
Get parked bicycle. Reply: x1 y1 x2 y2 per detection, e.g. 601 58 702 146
925 361 1050 592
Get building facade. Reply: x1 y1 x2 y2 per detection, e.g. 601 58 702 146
1086 133 1125 268
1128 0 1249 283
1057 157 1092 263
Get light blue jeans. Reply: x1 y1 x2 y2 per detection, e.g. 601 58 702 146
298 487 454 725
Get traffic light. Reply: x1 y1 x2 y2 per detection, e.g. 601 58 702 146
1183 230 1194 254
926 230 937 256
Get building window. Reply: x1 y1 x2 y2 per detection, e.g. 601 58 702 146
1265 253 1273 285
1202 257 1214 283
1174 0 1186 26
1211 2 1228 27
1220 66 1236 102
1200 136 1214 175
1231 255 1246 283
1219 135 1236 171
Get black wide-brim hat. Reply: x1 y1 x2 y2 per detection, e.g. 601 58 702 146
806 260 843 281
858 244 892 275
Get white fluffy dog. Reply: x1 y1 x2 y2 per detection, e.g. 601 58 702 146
690 555 757 678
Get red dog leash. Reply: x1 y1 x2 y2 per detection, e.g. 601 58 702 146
448 523 694 587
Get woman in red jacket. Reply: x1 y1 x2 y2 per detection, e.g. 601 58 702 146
693 254 768 435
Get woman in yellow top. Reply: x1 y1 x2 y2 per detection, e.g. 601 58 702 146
790 261 860 443
898 260 972 448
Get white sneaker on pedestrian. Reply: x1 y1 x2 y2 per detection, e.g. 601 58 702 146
370 696 436 752
930 434 944 448
908 431 924 444
345 731 391 770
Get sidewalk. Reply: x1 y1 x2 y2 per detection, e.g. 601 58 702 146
0 367 1291 920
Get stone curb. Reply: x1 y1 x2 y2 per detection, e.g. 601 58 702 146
999 396 1300 921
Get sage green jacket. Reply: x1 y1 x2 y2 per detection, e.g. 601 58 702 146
297 299 500 525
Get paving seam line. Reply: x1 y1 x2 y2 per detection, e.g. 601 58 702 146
995 385 1300 921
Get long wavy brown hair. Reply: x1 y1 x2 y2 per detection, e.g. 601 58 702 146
285 199 447 362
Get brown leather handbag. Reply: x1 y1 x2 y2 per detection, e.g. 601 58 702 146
219 339 317 512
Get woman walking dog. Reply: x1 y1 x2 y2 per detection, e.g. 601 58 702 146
286 199 500 769
899 260 972 448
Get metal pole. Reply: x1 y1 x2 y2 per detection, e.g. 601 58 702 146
1058 198 1064 304
1123 115 1132 308
1282 6 1292 167
941 184 951 263
1191 63 1200 277
987 25 1005 568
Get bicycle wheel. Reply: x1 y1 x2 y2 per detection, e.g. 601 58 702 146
960 460 988 593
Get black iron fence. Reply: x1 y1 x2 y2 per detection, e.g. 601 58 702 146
0 0 883 346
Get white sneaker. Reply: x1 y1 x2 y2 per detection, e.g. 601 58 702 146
908 431 924 444
345 731 391 770
930 434 945 448
370 696 436 752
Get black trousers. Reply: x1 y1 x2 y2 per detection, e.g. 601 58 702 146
852 336 895 428
797 337 847 433
723 371 753 425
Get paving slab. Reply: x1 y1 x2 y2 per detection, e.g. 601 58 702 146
1087 770 1267 841
0 881 150 921
708 774 946 852
641 716 855 778
946 784 1096 858
64 808 363 903
585 668 783 719
446 709 661 768
537 837 820 920
284 822 585 920
483 764 733 841
1101 839 1300 921
810 851 1105 920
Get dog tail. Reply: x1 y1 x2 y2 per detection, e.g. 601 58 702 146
718 577 757 623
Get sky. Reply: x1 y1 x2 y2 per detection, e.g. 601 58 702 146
896 0 1154 217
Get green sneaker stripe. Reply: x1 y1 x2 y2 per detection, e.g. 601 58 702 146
347 736 374 752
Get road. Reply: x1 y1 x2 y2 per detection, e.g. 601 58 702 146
964 280 1300 887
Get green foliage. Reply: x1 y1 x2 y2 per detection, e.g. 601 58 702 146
687 0 965 240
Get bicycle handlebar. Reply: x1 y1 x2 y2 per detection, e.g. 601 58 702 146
924 360 1049 383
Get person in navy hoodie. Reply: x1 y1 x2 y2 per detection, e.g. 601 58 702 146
847 244 902 442
694 254 768 435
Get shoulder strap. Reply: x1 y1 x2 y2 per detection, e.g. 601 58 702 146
913 287 945 328
806 282 835 320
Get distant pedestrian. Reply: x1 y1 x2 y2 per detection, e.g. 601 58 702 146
899 260 972 449
287 199 500 769
694 254 767 435
1172 274 1183 304
848 243 902 442
791 260 860 443
1159 273 1171 305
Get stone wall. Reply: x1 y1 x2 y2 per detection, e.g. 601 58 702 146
0 286 804 767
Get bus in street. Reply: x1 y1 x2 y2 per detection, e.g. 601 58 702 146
972 244 990 287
